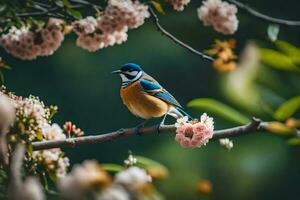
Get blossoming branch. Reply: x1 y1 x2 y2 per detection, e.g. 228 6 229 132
31 117 280 151
1 0 300 64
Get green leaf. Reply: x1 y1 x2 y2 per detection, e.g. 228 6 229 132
275 40 300 65
287 137 300 146
150 1 165 15
101 163 124 172
264 121 293 135
55 1 64 7
66 8 82 19
260 48 299 72
36 131 43 141
274 96 300 121
48 105 58 120
267 24 280 42
187 98 250 125
135 155 164 168
26 144 33 156
275 40 300 57
63 0 72 7
49 171 57 182
62 0 79 19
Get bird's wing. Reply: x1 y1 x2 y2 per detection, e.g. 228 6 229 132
139 78 182 108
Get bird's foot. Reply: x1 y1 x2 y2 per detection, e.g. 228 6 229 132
156 121 165 134
134 120 148 136
157 114 167 134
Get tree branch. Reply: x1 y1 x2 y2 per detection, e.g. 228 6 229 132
148 7 214 62
32 118 266 151
16 7 60 18
228 0 300 26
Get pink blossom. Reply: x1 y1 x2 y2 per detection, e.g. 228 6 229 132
98 0 149 33
73 0 148 52
72 16 98 35
0 18 64 60
168 0 191 11
175 113 214 148
197 0 238 34
39 18 65 56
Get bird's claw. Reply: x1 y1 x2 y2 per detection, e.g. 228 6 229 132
135 123 146 136
157 121 164 134
134 120 150 135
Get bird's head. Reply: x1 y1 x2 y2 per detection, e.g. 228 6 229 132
112 63 143 87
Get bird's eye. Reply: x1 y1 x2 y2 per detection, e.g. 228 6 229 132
128 69 133 72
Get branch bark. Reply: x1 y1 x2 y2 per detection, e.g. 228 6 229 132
32 118 266 151
149 7 215 62
228 0 300 26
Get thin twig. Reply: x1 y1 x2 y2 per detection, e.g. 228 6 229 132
69 0 102 9
32 118 265 151
228 0 300 26
16 7 59 17
149 7 214 62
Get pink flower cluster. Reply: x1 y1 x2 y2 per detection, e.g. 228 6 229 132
0 87 70 180
74 0 149 52
168 0 191 11
99 0 150 32
197 0 238 34
175 113 214 148
0 18 64 60
63 121 84 137
72 16 98 35
42 123 66 141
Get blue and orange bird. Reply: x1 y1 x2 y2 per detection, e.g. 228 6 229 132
112 63 191 126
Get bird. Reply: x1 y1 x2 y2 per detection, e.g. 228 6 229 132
112 63 191 127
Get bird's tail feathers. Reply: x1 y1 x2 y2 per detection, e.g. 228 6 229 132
168 107 193 120
176 107 193 120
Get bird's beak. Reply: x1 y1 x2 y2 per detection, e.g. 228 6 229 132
111 70 121 74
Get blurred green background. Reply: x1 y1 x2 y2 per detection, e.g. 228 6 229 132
1 0 300 199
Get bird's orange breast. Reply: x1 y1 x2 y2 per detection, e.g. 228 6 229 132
120 81 170 119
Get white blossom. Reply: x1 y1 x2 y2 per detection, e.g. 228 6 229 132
97 185 130 200
124 154 137 166
13 95 50 138
41 123 66 141
59 160 111 199
219 138 233 150
56 157 70 178
22 177 45 200
115 166 151 189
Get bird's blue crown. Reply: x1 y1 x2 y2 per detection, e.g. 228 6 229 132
114 63 144 87
120 63 143 72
